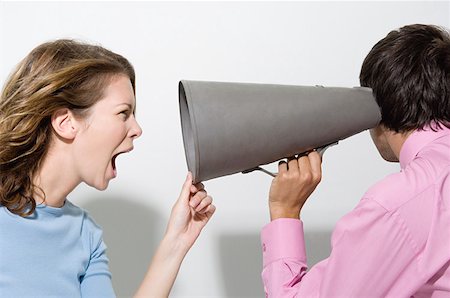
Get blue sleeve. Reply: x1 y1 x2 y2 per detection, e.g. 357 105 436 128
80 214 116 298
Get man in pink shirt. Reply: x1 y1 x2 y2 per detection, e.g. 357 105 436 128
261 24 450 297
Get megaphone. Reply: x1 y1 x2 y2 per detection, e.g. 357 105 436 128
179 80 380 183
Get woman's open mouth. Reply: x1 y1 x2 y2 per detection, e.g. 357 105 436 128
110 147 133 177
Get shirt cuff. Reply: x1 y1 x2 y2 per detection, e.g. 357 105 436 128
261 218 306 268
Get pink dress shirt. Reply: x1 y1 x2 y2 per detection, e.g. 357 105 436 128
261 125 450 297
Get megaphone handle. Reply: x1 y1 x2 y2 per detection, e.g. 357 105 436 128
244 166 277 177
242 141 338 178
316 141 339 156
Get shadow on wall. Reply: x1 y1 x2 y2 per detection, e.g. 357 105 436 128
304 229 332 267
218 229 331 297
81 197 333 297
81 197 162 298
218 233 264 298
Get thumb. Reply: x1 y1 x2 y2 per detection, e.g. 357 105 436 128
178 172 193 203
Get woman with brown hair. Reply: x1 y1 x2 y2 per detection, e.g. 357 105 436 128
0 39 215 297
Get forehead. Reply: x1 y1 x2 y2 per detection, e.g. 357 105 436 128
98 75 136 108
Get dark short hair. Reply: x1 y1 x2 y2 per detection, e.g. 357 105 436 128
360 24 450 132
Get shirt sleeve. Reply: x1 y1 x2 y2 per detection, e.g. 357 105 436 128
80 215 116 298
261 198 421 297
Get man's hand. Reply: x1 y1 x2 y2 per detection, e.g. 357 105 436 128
268 151 322 220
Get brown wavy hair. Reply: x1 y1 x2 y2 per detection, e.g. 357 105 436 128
0 39 135 217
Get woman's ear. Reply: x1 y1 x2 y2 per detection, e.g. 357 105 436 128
51 108 79 140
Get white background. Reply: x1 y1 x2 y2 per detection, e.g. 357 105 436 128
1 1 449 297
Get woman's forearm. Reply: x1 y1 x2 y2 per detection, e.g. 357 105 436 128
134 234 190 298
134 174 215 297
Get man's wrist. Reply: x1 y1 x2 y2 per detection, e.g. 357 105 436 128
269 205 301 221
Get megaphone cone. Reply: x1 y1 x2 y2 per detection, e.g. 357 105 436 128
179 80 380 183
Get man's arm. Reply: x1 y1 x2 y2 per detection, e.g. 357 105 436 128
262 153 420 297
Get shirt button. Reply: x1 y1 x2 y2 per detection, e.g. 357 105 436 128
262 243 266 252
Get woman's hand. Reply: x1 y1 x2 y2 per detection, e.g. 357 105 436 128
165 172 216 250
134 172 215 298
268 151 322 220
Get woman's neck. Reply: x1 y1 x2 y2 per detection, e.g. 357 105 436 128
33 142 80 208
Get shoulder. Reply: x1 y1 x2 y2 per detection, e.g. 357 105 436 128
361 153 449 251
65 200 102 228
0 206 15 232
364 171 413 212
418 136 450 175
0 205 12 219
65 201 105 247
365 155 447 211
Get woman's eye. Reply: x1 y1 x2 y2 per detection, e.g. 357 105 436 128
119 110 130 119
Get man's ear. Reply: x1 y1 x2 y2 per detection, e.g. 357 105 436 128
51 108 79 140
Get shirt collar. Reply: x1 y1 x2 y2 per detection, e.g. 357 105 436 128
399 123 450 169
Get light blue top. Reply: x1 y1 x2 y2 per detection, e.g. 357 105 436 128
0 200 115 297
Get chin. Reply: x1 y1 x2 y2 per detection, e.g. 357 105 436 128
86 179 110 191
97 180 110 190
96 184 109 191
380 152 399 163
384 157 399 163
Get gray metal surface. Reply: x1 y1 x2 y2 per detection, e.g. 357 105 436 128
179 80 381 183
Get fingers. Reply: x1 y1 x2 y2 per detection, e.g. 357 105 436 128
182 172 214 215
200 203 216 217
277 152 322 183
277 155 303 178
194 195 212 212
297 154 312 182
308 151 322 184
179 172 193 202
268 151 323 220
278 160 288 174
190 191 215 214
190 182 204 193
287 156 299 175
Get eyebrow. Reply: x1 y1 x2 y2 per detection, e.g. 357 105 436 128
117 102 136 114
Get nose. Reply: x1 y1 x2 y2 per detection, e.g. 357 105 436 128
129 115 143 139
